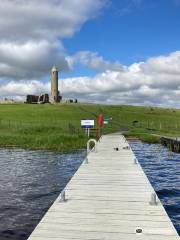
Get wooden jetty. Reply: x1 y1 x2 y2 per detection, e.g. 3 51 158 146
161 136 180 153
28 133 179 240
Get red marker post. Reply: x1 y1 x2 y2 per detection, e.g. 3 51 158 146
98 113 103 138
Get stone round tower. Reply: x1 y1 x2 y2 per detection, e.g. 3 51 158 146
51 65 59 103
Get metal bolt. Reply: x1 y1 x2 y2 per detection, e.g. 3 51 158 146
123 146 130 150
134 158 138 164
85 157 88 164
60 190 66 202
114 147 119 151
135 228 143 234
150 193 158 205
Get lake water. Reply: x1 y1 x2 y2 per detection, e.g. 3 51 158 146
130 141 180 235
0 142 179 240
0 149 86 240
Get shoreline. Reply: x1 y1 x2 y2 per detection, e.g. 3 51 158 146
0 133 161 153
0 144 86 154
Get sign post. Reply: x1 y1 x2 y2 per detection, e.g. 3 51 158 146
103 117 113 125
81 119 95 138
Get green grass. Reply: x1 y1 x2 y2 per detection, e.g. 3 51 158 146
0 103 180 151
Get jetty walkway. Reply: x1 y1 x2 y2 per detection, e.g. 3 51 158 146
160 136 180 153
28 133 179 240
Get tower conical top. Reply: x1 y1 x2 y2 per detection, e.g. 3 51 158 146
51 65 58 72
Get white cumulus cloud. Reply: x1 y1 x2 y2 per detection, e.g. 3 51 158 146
62 51 180 106
2 51 180 107
0 0 106 42
67 51 125 72
0 41 68 79
0 0 107 79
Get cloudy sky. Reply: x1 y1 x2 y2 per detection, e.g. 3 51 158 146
1 0 180 107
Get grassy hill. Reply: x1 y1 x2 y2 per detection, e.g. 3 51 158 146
0 103 180 152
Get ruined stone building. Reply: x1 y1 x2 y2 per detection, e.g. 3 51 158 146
26 95 39 104
26 94 49 104
25 66 62 104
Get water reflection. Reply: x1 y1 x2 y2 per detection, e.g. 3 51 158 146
0 149 86 240
129 141 180 235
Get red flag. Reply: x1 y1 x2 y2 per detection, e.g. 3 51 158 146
98 113 103 128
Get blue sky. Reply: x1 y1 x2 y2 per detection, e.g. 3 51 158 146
1 0 180 107
62 0 180 77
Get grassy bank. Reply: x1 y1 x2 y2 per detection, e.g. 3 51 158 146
0 103 180 151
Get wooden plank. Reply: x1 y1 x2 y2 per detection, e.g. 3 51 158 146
28 133 179 240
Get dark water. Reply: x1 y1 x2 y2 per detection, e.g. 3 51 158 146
129 141 180 235
0 143 179 239
0 149 86 240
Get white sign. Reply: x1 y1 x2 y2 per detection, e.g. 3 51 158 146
81 119 94 129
